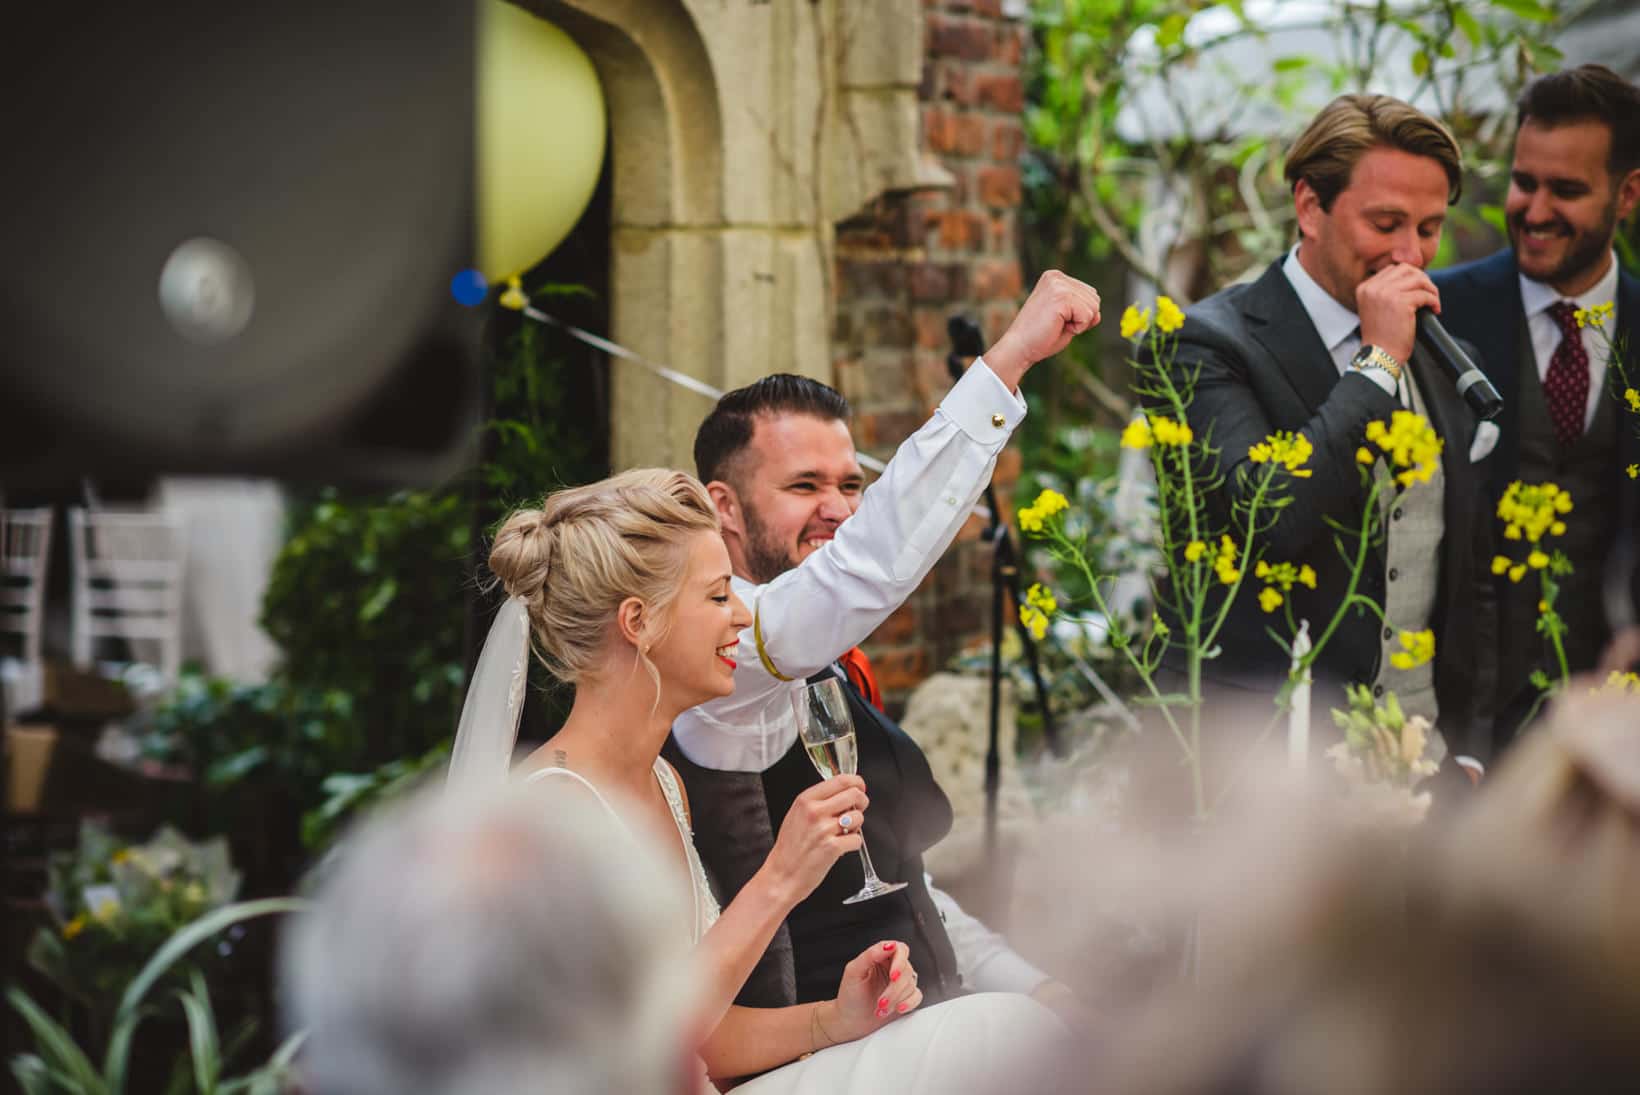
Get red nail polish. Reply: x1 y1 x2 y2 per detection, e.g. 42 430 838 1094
897 1002 910 1013
890 970 900 982
883 942 895 951
877 996 888 1009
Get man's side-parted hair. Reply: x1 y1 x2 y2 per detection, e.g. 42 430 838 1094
693 373 852 486
1284 93 1464 212
1516 63 1640 179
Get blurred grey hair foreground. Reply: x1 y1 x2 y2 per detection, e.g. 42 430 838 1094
279 780 698 1095
1002 691 1640 1095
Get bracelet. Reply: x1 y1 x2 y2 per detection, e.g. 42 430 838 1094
809 1001 840 1052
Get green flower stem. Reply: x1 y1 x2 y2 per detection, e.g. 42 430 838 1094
1541 573 1570 688
1291 477 1388 685
1053 531 1195 764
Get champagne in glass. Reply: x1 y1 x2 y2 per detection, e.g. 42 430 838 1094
793 676 908 904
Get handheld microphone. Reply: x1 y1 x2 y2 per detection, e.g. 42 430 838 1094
946 315 986 383
1415 308 1504 421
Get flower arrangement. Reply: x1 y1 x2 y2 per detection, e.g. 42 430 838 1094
28 823 241 1013
1015 296 1448 817
1326 684 1439 828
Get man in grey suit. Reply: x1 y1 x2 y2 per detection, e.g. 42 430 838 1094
1433 64 1640 748
1148 94 1497 757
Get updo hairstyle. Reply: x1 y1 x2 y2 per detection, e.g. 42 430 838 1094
487 469 721 686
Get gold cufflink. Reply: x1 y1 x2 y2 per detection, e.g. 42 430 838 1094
991 413 1006 428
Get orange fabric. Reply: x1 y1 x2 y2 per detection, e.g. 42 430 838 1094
838 646 883 712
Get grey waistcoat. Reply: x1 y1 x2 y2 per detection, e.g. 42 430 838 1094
1371 370 1444 725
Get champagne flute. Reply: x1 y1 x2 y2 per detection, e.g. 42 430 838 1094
793 676 908 904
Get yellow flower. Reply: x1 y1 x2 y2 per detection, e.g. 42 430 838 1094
1508 563 1527 583
1258 587 1284 613
1388 628 1435 670
1527 550 1549 569
1248 431 1314 477
1120 417 1153 451
1155 296 1186 334
1183 540 1207 563
1025 583 1058 615
1596 670 1640 695
1032 489 1068 517
1150 415 1194 447
111 848 131 865
1366 411 1443 488
1015 490 1064 535
1538 599 1549 614
1120 304 1151 340
498 276 528 311
1625 388 1640 413
1018 604 1049 641
1491 555 1510 576
1628 464 1639 480
61 914 88 941
1573 301 1613 329
1214 535 1241 585
1298 565 1317 589
1356 447 1375 465
1497 481 1573 543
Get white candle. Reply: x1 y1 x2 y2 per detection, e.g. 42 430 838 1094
1288 619 1313 768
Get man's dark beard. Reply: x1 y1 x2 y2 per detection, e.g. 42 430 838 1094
1508 194 1618 288
741 508 801 584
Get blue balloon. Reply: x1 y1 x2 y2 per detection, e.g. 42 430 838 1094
450 268 489 307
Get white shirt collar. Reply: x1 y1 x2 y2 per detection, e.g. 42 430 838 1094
1518 251 1621 320
1283 245 1361 354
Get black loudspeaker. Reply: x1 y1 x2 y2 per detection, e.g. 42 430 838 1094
0 0 481 486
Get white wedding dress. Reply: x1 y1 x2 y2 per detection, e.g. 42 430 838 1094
525 760 1067 1094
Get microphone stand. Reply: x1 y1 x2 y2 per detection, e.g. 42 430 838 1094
947 317 1064 875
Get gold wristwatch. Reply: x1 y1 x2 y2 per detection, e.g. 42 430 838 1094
1350 344 1403 384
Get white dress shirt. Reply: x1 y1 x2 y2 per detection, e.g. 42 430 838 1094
1282 246 1399 397
1519 253 1621 433
673 357 1051 996
674 357 1026 771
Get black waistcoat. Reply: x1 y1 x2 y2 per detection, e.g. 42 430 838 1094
765 670 961 1004
1499 319 1620 696
664 669 962 1008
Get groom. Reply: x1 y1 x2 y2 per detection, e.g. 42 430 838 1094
666 271 1097 1015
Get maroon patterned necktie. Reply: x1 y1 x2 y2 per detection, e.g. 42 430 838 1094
1544 300 1590 447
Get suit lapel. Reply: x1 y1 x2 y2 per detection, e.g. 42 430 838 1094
1409 344 1473 475
1467 252 1526 492
1244 262 1340 414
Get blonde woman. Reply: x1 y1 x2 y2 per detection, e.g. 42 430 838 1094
449 469 1065 1092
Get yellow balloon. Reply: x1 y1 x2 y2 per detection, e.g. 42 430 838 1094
477 0 607 282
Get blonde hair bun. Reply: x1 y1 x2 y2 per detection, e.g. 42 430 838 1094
488 469 719 684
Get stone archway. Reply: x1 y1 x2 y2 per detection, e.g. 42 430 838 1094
530 0 940 469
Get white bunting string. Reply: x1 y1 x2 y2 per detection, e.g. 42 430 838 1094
507 285 992 521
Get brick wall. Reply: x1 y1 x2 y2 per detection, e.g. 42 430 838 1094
832 0 1029 714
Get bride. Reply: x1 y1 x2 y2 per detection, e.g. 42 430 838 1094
449 469 1065 1092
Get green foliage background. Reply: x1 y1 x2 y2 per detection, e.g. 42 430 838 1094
1012 0 1638 735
